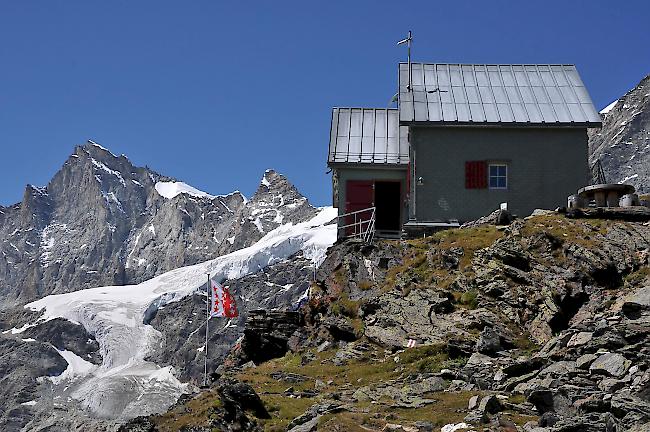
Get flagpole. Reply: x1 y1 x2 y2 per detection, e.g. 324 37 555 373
407 30 412 91
204 273 209 387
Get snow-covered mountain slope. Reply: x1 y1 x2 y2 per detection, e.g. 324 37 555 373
589 74 650 193
18 207 336 422
0 142 318 307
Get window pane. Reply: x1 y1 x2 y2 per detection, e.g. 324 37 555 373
497 177 506 188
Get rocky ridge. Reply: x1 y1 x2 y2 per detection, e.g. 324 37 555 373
0 142 316 307
589 74 650 193
123 212 650 431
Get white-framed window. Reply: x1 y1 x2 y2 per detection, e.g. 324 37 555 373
488 163 507 189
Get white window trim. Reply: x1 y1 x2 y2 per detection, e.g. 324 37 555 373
488 163 508 190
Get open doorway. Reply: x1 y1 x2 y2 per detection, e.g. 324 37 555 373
374 181 401 233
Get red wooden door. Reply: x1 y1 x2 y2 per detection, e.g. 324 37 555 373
345 181 374 236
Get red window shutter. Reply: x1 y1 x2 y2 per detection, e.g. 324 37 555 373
477 161 487 188
465 162 473 189
465 161 487 189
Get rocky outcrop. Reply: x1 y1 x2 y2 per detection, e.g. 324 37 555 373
0 309 105 431
234 310 303 366
589 74 650 193
119 377 265 432
0 337 68 431
300 214 650 430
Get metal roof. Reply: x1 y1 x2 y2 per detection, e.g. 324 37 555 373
328 108 409 165
399 63 602 126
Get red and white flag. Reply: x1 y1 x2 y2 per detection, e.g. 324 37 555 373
210 279 239 318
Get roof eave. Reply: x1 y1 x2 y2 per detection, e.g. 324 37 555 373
399 120 602 128
327 161 409 169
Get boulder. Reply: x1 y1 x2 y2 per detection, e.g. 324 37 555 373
623 286 650 317
287 401 344 430
567 331 593 348
476 327 501 355
322 316 359 342
590 353 631 377
288 416 320 432
576 354 598 370
236 310 302 365
478 395 502 414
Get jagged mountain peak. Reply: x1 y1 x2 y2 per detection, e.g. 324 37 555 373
252 169 306 204
78 140 124 160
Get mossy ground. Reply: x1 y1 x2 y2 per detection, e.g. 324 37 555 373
233 342 534 431
383 225 504 292
150 389 223 432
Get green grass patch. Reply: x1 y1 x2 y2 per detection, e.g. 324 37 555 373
459 290 478 309
625 266 650 287
357 280 374 291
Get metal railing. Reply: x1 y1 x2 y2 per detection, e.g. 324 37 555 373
336 207 376 243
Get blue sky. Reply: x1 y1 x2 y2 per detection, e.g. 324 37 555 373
1 1 649 206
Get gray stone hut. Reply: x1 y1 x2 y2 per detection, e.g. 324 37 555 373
328 63 601 238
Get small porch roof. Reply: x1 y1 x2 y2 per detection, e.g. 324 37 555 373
328 107 409 166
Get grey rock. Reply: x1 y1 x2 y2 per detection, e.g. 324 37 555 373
567 331 593 347
287 401 343 430
468 394 479 410
362 288 474 348
288 416 319 432
22 317 101 365
414 421 434 432
0 336 68 429
623 286 650 317
576 354 598 370
465 352 495 368
270 372 307 383
476 326 501 355
598 378 627 393
590 353 631 377
463 410 488 424
539 361 578 378
478 395 502 414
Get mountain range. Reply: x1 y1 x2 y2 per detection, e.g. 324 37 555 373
0 142 316 307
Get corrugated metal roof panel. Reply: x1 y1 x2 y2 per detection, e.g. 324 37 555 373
399 63 602 126
328 108 409 165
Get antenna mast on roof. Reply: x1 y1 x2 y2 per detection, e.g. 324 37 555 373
397 30 413 91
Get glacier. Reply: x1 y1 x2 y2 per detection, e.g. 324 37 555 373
25 207 337 420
